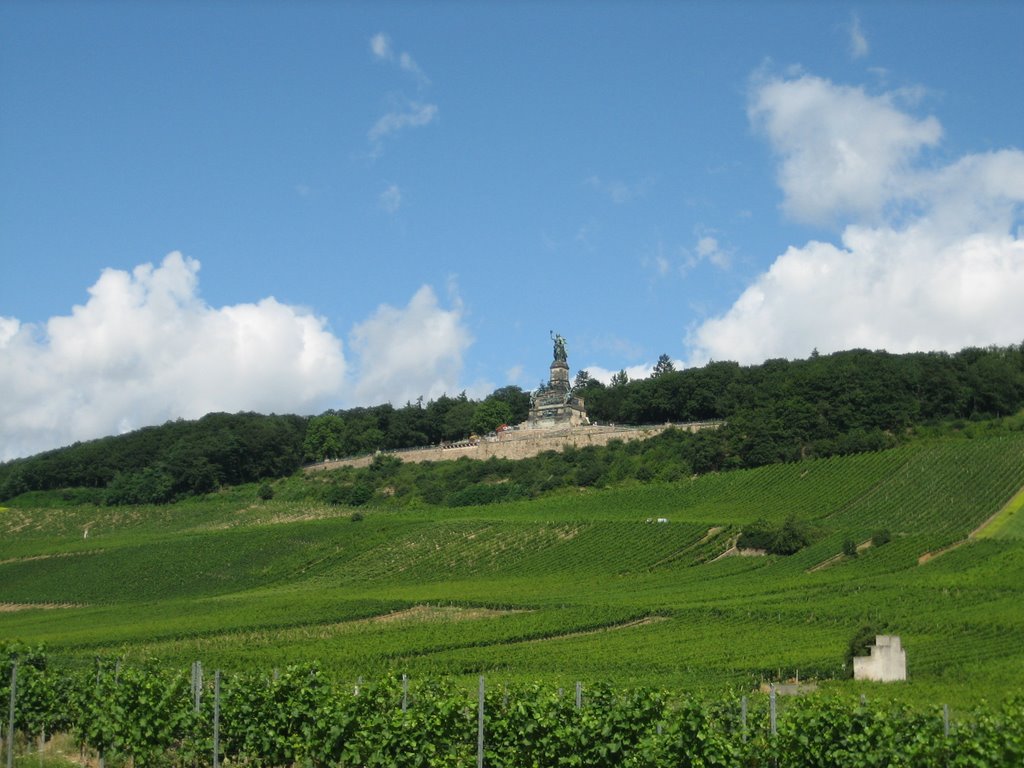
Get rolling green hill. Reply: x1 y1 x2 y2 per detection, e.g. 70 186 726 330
2 433 1024 707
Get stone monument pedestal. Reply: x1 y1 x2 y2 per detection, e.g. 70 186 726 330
527 337 588 429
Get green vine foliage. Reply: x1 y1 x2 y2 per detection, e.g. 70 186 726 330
3 651 1023 767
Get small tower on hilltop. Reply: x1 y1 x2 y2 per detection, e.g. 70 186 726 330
527 332 589 429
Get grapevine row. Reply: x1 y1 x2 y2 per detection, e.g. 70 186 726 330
3 654 1022 768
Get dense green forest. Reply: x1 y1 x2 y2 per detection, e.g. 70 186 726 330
2 344 1022 505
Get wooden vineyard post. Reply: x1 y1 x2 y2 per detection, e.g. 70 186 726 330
575 681 582 709
5 660 16 768
741 696 748 742
96 662 105 768
192 661 203 712
943 704 950 738
477 676 485 768
213 670 221 768
402 674 408 713
769 684 777 736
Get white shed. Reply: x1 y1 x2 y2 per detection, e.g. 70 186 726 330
853 635 907 682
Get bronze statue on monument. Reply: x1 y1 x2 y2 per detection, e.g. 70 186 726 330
529 332 587 429
550 330 568 363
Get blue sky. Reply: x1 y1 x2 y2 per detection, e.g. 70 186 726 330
2 1 1023 459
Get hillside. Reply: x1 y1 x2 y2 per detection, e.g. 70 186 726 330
2 432 1023 706
3 344 1022 507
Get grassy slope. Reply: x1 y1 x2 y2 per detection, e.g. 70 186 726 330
1 434 1023 706
975 483 1024 539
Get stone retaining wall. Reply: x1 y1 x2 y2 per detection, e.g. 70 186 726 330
305 421 723 472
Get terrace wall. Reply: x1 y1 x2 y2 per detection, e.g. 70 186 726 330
306 421 723 471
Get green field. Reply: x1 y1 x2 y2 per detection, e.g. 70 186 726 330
2 434 1024 706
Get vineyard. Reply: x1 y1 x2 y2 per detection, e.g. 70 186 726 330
2 432 1024 763
3 656 1022 767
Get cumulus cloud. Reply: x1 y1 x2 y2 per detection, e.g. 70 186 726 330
0 254 345 460
687 73 1024 366
584 363 662 385
748 73 942 225
688 226 1024 364
349 285 472 406
0 255 474 460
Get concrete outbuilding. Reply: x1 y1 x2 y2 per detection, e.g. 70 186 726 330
853 635 907 682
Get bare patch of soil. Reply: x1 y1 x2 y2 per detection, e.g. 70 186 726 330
0 602 80 612
368 605 526 624
699 526 724 544
519 615 669 644
918 540 967 565
0 550 103 565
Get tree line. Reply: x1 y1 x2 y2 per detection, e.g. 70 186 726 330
0 413 306 504
1 344 1022 505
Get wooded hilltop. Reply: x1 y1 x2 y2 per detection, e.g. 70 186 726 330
2 344 1023 506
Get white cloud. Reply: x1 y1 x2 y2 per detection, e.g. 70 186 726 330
687 73 1024 366
696 236 730 269
505 364 524 385
370 33 393 61
574 221 598 248
584 363 660 385
0 255 475 460
683 234 731 272
370 32 429 86
648 246 671 277
368 100 438 144
748 73 942 225
688 225 1024 364
379 183 402 213
849 14 869 59
349 285 472 406
367 33 434 157
585 175 652 204
0 254 345 460
398 52 430 86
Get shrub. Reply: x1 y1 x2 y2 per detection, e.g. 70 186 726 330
845 624 886 675
737 519 775 551
447 481 528 507
737 517 812 555
325 484 351 506
349 481 374 506
872 528 892 547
